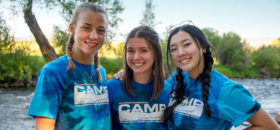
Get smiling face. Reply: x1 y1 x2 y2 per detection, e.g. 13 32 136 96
170 31 205 78
126 38 155 76
70 10 107 58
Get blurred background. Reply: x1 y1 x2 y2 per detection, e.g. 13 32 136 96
0 0 279 129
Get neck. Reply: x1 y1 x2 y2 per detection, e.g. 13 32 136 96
72 52 94 65
133 71 153 84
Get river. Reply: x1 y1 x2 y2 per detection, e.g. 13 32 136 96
0 78 279 130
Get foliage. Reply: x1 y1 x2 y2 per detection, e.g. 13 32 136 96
251 45 280 77
0 15 46 87
272 38 280 48
0 15 14 51
100 57 123 79
0 50 46 82
140 0 156 27
99 43 124 58
214 64 259 78
52 25 69 56
217 32 250 70
202 28 221 48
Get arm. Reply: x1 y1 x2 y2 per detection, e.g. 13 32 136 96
35 116 55 130
245 108 280 130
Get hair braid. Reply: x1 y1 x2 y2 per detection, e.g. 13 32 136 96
163 68 186 121
198 48 213 118
94 53 101 81
66 35 75 71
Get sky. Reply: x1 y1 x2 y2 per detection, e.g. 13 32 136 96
1 0 280 48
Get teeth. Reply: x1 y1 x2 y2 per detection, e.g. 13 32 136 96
134 63 143 66
180 58 190 64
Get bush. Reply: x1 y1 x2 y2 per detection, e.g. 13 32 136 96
252 45 280 78
100 57 123 79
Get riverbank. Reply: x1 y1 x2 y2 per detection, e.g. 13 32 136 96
0 79 279 130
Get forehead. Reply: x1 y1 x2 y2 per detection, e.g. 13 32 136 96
126 38 150 48
170 31 193 45
77 10 108 28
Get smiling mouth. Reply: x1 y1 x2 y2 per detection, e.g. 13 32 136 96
179 58 191 64
86 42 98 48
133 62 145 67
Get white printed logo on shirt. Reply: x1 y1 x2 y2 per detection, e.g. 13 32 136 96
74 84 109 106
118 102 166 123
169 94 203 118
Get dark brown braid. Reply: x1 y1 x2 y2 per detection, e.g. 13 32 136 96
163 68 185 121
66 35 75 71
94 53 101 81
198 48 213 118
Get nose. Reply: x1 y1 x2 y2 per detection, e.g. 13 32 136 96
89 30 98 39
133 51 140 59
177 47 185 56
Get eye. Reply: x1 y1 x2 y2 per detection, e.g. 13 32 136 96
82 26 91 31
184 42 191 47
141 49 148 53
170 47 177 52
98 28 106 34
127 49 134 53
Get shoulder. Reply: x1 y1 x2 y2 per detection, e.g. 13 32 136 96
107 78 122 86
210 70 256 106
209 69 240 88
166 70 189 85
162 80 172 94
39 55 68 76
43 55 68 72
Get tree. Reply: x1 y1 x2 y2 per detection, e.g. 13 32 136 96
9 0 124 61
218 32 249 70
140 0 156 27
272 38 280 48
202 28 221 49
0 15 14 51
252 45 280 77
23 0 58 61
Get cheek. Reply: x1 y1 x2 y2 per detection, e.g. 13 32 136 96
126 54 131 62
98 34 106 41
171 53 178 62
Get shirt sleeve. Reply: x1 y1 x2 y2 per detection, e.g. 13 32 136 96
217 82 261 127
27 67 63 120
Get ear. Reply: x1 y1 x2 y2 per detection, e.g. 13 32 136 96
69 24 75 35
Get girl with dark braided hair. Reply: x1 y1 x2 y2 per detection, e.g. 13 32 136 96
27 3 110 129
164 24 279 129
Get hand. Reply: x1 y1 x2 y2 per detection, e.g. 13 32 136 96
113 69 124 80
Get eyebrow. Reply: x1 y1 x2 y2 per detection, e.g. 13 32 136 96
84 22 91 25
127 46 149 49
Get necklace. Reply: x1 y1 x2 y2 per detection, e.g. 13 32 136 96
78 63 93 83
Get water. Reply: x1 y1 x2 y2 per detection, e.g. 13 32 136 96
0 79 279 130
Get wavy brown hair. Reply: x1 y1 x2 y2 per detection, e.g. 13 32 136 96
122 26 165 100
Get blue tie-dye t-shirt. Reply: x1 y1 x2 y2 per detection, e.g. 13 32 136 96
107 78 171 130
166 70 261 130
27 55 110 130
